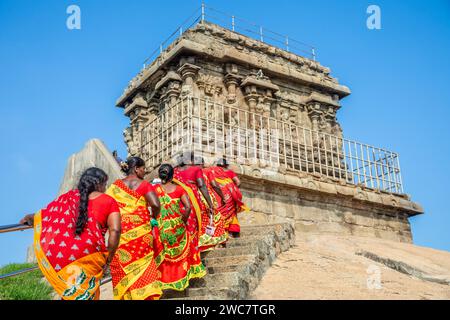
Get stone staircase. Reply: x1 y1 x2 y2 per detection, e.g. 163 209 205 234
161 222 295 300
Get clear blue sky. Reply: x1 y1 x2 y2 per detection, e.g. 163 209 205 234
1 0 449 266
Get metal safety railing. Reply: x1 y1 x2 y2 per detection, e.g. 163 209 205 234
0 224 36 280
140 96 404 194
0 224 112 285
141 2 317 70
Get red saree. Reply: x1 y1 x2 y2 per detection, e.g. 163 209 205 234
33 190 110 300
154 184 206 291
204 167 248 234
173 166 227 252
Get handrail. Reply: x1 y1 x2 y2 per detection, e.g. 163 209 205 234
0 223 113 286
100 276 112 286
0 224 32 234
0 223 35 281
0 265 112 286
0 266 39 280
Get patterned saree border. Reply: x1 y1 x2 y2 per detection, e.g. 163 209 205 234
160 263 207 292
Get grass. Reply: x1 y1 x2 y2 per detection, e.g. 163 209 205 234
0 263 54 300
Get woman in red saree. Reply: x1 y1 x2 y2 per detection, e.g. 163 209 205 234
204 158 248 237
154 164 206 291
173 152 227 252
20 167 121 300
106 157 163 300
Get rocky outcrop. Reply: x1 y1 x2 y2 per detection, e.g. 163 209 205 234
58 139 124 195
355 250 450 286
252 233 450 300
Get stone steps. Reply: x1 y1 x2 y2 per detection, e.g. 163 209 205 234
161 222 295 300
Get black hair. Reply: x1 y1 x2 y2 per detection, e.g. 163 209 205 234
217 157 229 168
121 156 145 175
177 151 195 167
194 155 205 166
76 167 108 235
159 164 174 184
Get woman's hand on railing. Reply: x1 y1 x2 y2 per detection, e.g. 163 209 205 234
19 214 35 226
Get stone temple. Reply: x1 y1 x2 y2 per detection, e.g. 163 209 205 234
115 10 423 243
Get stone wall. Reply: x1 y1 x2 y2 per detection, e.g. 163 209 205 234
238 171 418 243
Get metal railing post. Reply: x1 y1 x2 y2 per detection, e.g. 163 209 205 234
201 2 205 23
232 15 235 31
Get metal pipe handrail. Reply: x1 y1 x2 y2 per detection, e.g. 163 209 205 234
0 223 32 234
0 265 113 286
0 266 39 280
0 223 113 286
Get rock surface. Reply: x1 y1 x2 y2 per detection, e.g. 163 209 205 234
251 233 450 300
58 139 124 195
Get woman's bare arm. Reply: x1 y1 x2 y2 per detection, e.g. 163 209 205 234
180 193 192 223
210 180 225 204
197 178 215 212
105 212 121 265
144 191 161 218
232 176 241 187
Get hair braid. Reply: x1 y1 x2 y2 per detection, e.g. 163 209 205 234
75 167 108 235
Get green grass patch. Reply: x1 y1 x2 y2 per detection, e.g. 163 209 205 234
0 263 54 300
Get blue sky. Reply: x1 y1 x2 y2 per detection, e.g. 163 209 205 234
0 0 449 266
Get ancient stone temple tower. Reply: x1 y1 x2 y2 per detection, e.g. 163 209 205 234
116 8 423 242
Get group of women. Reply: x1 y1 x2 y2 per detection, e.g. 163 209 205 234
20 153 247 300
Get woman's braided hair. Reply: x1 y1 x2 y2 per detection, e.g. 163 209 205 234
76 167 108 235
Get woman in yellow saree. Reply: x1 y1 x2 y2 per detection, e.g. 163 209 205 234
20 167 121 300
106 157 163 300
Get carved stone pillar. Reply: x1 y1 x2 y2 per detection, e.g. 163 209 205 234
241 71 279 119
243 86 259 114
178 61 201 96
155 70 182 109
305 92 341 134
224 63 242 104
123 92 151 157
